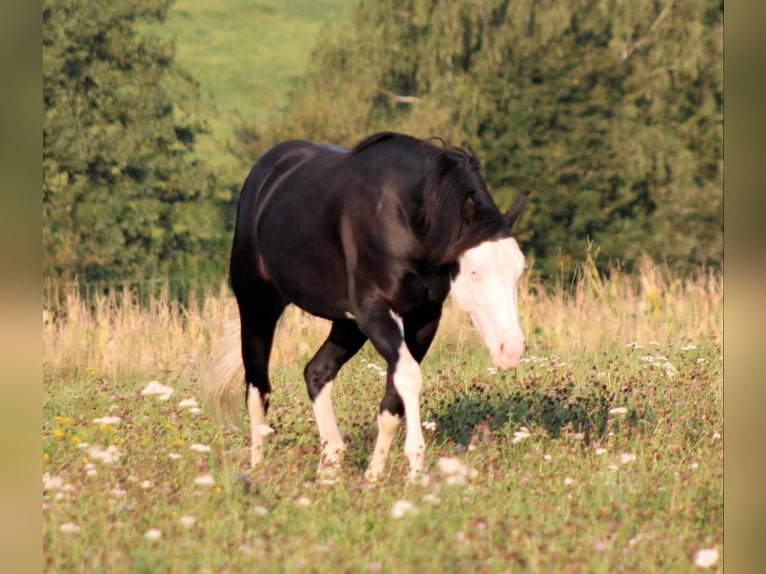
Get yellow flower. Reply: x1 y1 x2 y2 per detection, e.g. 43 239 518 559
43 453 50 460
71 436 82 444
55 416 73 425
99 424 117 433
174 438 186 446
53 429 66 439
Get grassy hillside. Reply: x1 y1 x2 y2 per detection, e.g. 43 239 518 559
152 0 350 166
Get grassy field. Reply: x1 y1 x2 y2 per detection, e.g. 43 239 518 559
42 257 722 571
149 0 349 168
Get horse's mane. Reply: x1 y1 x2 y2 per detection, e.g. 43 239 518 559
351 132 504 263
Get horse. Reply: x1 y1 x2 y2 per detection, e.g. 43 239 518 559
209 131 530 483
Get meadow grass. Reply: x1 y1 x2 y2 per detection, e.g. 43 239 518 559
43 257 722 572
148 0 350 169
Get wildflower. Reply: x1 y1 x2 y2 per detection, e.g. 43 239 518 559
169 453 182 460
87 444 120 464
422 493 441 505
59 523 81 534
295 496 312 507
594 448 608 456
71 436 82 445
391 499 417 519
141 381 174 401
693 548 718 569
681 344 697 351
512 428 531 443
43 473 64 491
92 416 121 426
179 516 196 527
179 398 199 409
53 429 66 439
190 443 211 453
55 416 73 425
437 457 465 476
620 453 637 465
144 529 162 540
193 475 215 487
422 421 436 431
564 477 575 486
111 489 126 498
608 407 627 415
141 480 153 489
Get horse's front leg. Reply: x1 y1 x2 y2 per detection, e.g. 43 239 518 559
359 303 426 482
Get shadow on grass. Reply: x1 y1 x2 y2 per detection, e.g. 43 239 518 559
426 376 613 446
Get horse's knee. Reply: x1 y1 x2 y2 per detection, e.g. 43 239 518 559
304 358 338 401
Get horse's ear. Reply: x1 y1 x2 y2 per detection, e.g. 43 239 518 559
504 190 531 229
462 193 477 222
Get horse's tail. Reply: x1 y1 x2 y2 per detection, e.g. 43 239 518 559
204 318 244 426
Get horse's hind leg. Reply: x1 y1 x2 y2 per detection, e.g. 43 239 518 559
304 319 367 482
236 282 286 470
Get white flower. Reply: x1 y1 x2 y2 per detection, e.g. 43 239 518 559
391 499 417 519
437 457 465 476
43 473 64 491
144 529 162 540
608 407 628 415
620 453 637 465
190 444 211 453
188 408 202 414
422 493 441 505
295 496 312 507
594 448 608 456
179 516 196 527
141 480 153 489
86 444 121 464
564 477 575 486
693 547 718 569
59 522 81 534
193 474 215 487
179 398 199 409
111 488 126 498
681 344 697 351
141 381 174 401
512 428 531 443
422 421 436 431
169 452 182 460
92 416 122 425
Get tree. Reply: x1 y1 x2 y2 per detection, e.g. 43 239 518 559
43 0 236 292
237 0 722 280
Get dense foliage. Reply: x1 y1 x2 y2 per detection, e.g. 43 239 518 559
43 0 722 292
240 0 722 278
43 0 236 292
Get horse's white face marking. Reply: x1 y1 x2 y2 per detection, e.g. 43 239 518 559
450 237 526 369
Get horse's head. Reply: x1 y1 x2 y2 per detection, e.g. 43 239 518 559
450 191 530 370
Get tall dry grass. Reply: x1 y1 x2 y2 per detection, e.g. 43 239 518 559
43 255 722 384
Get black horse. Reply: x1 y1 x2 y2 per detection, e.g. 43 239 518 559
210 132 529 482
